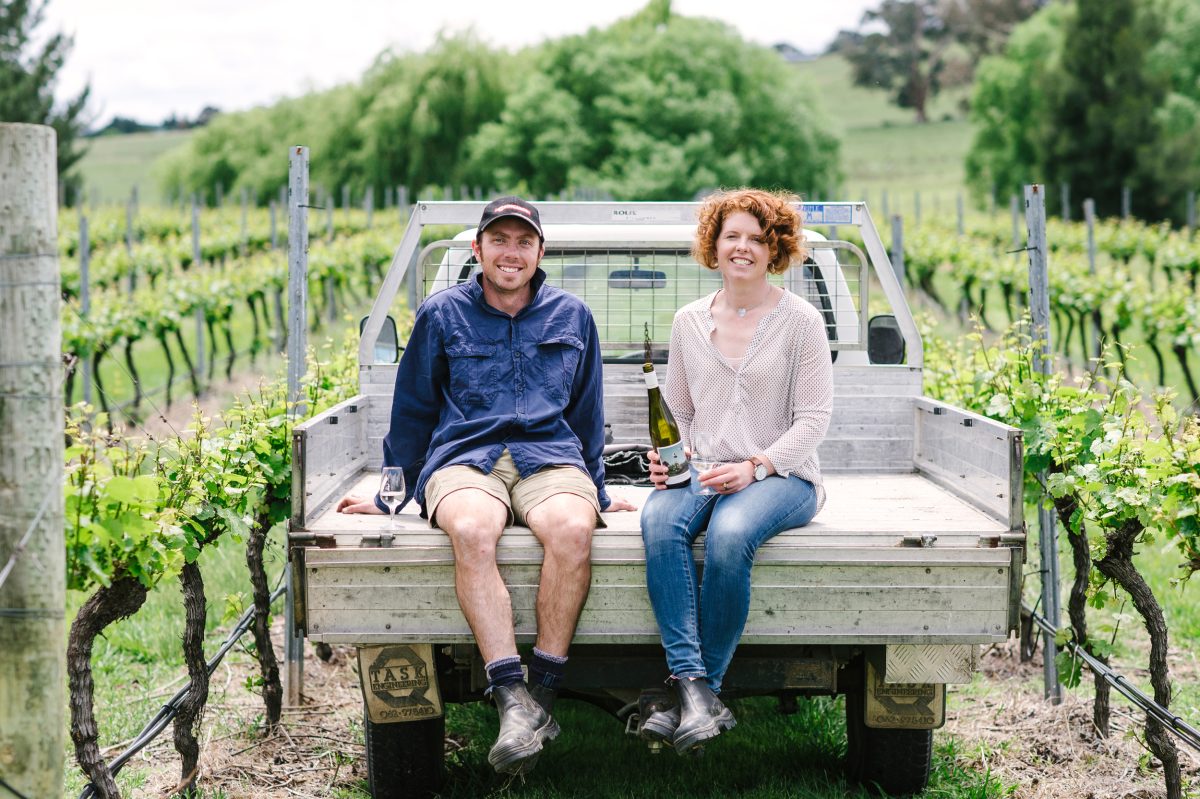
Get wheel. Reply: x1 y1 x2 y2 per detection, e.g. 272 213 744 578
843 661 933 796
363 711 445 799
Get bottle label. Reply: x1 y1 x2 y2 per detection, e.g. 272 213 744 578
658 441 690 486
643 370 659 389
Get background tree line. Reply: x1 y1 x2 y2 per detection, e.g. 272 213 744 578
157 0 841 205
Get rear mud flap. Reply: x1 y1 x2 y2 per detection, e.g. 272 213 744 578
865 659 945 730
358 644 444 724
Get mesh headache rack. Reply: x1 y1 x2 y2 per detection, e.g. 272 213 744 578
359 202 920 367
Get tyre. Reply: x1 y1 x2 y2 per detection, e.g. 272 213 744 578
843 662 933 796
364 710 445 799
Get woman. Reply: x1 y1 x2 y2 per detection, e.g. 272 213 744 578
639 188 833 754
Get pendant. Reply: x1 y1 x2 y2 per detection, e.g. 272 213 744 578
737 308 747 318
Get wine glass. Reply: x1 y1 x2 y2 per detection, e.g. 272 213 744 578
379 467 406 532
690 434 719 495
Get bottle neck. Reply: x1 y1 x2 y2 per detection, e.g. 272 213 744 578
642 368 659 390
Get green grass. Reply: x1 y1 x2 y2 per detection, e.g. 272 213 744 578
332 697 1011 798
75 130 193 206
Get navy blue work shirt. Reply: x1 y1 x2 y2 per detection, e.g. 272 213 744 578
376 268 611 516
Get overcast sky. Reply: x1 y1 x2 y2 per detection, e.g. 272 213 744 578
43 0 877 128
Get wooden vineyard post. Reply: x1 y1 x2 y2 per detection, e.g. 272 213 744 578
285 145 310 707
1085 199 1101 360
192 197 205 388
0 122 66 799
125 198 136 293
80 213 93 408
1025 184 1063 705
956 193 964 236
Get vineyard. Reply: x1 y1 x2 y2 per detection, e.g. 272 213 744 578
906 212 1200 407
24 197 1200 798
57 205 398 423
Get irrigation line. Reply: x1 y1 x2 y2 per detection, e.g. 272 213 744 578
1024 602 1200 754
78 584 287 799
0 775 32 799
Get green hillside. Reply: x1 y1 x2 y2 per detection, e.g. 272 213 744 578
75 129 193 206
794 54 976 215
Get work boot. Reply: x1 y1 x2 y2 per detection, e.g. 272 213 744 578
529 682 558 716
487 683 560 774
671 677 736 754
639 703 680 744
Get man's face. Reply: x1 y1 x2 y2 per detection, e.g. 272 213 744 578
472 217 544 299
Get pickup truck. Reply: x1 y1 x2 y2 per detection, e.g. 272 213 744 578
288 201 1025 798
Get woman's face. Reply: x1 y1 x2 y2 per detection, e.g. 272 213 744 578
715 210 770 281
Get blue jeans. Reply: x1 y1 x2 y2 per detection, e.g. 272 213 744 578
640 475 819 693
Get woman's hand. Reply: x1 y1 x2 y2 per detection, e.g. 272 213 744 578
647 449 669 490
698 460 756 494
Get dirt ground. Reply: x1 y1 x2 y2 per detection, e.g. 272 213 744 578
104 620 1200 799
949 638 1200 799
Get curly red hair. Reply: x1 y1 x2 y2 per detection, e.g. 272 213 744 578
692 188 805 275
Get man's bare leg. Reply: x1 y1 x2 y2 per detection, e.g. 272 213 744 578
524 493 597 656
435 488 516 663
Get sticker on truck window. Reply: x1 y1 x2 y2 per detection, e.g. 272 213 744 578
800 204 855 225
864 659 945 730
358 644 443 723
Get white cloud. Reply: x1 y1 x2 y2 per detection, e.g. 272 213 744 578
42 0 875 126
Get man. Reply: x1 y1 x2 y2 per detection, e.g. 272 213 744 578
338 196 636 774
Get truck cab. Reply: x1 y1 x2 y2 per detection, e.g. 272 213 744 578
290 201 1025 797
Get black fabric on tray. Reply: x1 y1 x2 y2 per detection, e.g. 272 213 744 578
603 449 652 486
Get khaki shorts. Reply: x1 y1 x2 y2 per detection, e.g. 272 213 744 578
425 449 605 529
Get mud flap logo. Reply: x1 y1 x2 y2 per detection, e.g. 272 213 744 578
358 644 443 723
865 660 945 730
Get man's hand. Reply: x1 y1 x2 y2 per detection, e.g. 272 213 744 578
336 494 385 514
605 494 638 512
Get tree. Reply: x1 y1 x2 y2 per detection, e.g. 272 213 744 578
838 0 1037 123
840 0 958 123
464 2 840 200
966 0 1200 223
964 3 1071 201
0 0 90 203
939 0 1041 60
1047 0 1173 220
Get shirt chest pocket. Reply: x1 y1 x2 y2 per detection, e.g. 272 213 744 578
446 342 499 408
537 335 584 403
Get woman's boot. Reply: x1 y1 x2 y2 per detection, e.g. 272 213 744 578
671 677 736 754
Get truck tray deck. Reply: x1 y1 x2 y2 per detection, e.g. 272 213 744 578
296 472 1017 646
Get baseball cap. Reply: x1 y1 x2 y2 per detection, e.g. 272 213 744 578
478 196 544 240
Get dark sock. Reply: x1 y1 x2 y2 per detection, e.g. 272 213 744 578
529 647 568 690
485 656 524 691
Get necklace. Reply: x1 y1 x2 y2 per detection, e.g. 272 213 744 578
724 288 773 318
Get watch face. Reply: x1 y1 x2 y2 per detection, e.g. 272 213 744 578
754 463 767 481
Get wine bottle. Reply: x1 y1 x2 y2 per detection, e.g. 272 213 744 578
643 323 690 489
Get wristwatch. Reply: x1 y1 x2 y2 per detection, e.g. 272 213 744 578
749 455 768 482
